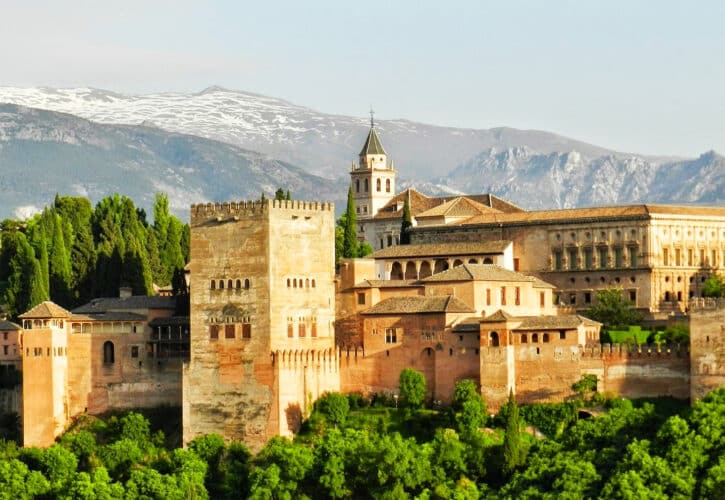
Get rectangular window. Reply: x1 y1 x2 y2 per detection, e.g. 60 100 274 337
712 249 717 267
554 251 563 270
559 331 566 340
700 248 705 266
225 324 235 339
513 258 520 271
385 328 397 344
131 346 139 358
540 291 545 307
299 323 306 338
584 291 592 304
500 287 506 306
311 322 317 338
663 248 669 266
687 249 693 266
629 247 638 268
568 248 578 270
3 345 8 355
584 248 593 269
515 287 520 306
569 293 576 305
598 247 608 269
242 323 252 339
486 289 491 306
614 247 623 268
675 248 681 266
287 323 294 338
209 325 219 341
629 290 637 303
357 293 366 305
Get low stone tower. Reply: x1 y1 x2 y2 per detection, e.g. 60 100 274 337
183 199 339 450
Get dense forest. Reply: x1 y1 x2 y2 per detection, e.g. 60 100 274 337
0 194 189 319
1 377 722 499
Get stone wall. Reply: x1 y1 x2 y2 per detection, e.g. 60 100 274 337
689 299 725 402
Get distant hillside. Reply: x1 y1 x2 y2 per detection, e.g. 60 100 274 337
0 86 722 210
0 104 345 220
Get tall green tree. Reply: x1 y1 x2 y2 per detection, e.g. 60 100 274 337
48 213 73 307
341 186 358 260
0 230 47 318
502 390 525 475
702 274 724 298
54 196 96 305
399 368 426 410
400 191 413 245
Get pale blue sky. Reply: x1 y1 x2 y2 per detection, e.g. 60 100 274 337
2 0 724 156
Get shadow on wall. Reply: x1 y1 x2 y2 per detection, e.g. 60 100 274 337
286 402 302 433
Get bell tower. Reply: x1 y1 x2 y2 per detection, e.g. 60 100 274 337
350 110 397 222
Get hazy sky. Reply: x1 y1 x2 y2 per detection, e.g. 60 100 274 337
2 0 724 157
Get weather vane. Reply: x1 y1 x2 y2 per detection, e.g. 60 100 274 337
370 107 375 128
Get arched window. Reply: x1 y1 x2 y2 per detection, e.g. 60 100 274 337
364 179 369 192
543 333 550 343
227 279 233 290
210 280 216 290
305 278 310 288
244 279 250 289
293 279 297 288
468 259 478 264
236 279 242 289
453 259 463 267
532 333 539 343
376 179 381 191
490 331 499 347
355 179 360 193
483 257 493 264
521 334 528 344
311 279 316 288
219 280 224 290
386 179 391 192
287 278 291 287
103 341 115 364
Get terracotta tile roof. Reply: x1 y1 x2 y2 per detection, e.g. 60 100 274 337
0 320 21 331
372 191 524 222
449 204 725 228
421 264 553 286
371 240 510 259
416 197 502 218
73 296 177 314
362 295 475 315
354 280 422 288
478 312 600 329
19 301 71 319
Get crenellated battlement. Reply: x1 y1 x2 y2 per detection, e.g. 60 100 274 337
689 297 725 312
272 348 338 370
581 343 689 358
190 199 334 225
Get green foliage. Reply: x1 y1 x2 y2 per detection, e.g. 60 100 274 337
452 379 481 411
702 274 724 298
315 392 351 428
400 192 413 245
502 390 526 475
341 186 359 260
572 374 598 399
586 288 643 330
654 322 690 344
399 368 427 409
605 325 651 344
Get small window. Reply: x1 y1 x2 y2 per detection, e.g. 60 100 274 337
211 280 216 290
293 279 297 288
540 291 545 307
225 324 235 339
311 279 316 288
305 279 310 288
103 341 115 364
355 179 360 193
242 323 252 339
543 333 550 343
287 278 291 287
236 279 242 289
490 331 499 347
629 290 636 303
584 292 592 304
500 287 506 306
357 292 366 305
521 334 528 344
209 325 219 340
486 289 491 306
245 279 250 289
299 323 306 338
227 279 233 289
532 333 539 343
515 287 520 306
386 179 391 192
385 328 397 344
311 322 317 338
219 280 225 290
131 346 139 358
376 178 381 191
559 331 566 340
569 293 576 305
288 323 294 338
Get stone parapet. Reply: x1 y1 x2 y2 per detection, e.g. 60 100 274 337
581 343 689 358
191 200 333 225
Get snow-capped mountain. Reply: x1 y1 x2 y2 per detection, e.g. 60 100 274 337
0 104 344 220
0 86 722 212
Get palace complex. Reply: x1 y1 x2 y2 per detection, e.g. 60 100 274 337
0 125 723 449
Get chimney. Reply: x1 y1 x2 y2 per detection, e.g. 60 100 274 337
119 287 133 299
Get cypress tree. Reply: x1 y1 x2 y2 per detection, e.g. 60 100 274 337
48 213 73 307
400 191 412 245
502 389 525 475
342 186 358 258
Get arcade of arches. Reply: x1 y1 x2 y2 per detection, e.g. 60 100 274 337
388 257 495 280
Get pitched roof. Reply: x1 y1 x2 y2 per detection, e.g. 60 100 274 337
477 313 601 329
416 196 502 219
72 296 177 314
362 295 475 315
421 264 554 286
371 240 510 259
450 204 725 228
372 189 441 220
19 301 71 319
481 310 517 322
0 320 21 331
354 279 422 289
359 127 386 156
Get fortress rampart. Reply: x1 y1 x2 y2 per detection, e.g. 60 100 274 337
190 199 334 225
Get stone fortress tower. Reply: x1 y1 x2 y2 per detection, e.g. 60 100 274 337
183 199 339 450
349 112 397 225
